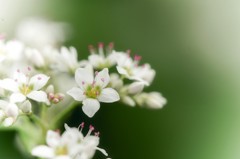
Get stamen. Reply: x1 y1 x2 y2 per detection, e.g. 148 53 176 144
87 125 95 136
78 122 85 131
88 45 95 54
95 131 100 137
98 42 104 56
95 71 99 76
109 42 114 49
37 76 42 80
98 42 104 48
126 50 131 57
134 55 142 61
101 78 105 82
82 81 85 85
17 69 20 73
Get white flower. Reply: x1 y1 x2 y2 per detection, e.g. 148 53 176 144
16 17 70 48
115 51 155 85
54 47 87 74
67 65 120 117
32 123 108 159
0 40 24 63
25 47 58 68
134 92 167 109
88 43 117 69
0 100 19 127
0 70 49 104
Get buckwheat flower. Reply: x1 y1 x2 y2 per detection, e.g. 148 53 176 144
0 70 50 104
31 123 108 159
16 17 70 48
67 65 120 117
115 51 155 85
88 43 117 69
0 100 19 127
25 47 58 69
134 92 167 109
54 47 87 74
0 40 24 63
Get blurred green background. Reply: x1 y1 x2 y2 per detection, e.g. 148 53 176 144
1 0 240 159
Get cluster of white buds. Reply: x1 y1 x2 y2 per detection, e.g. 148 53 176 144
0 18 166 159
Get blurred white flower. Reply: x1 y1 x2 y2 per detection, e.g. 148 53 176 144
0 40 24 63
25 47 58 69
134 92 167 109
67 65 120 117
0 100 19 127
32 123 108 159
54 47 87 74
0 70 49 104
16 18 70 48
88 43 118 69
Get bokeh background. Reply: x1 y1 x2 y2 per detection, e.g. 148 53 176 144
1 0 240 159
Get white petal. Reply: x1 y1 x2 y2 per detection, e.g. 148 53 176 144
96 147 108 156
88 54 103 68
20 100 32 113
146 92 167 109
27 91 48 102
98 88 120 103
122 96 136 107
82 99 100 118
13 72 27 84
29 74 50 90
67 87 85 101
0 100 9 109
5 103 19 118
116 66 129 77
95 68 110 88
3 117 14 127
31 145 55 158
10 93 26 103
46 130 61 147
55 156 71 159
75 65 94 89
0 79 18 92
127 82 145 94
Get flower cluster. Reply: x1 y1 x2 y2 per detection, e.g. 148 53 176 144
0 18 166 159
32 123 108 159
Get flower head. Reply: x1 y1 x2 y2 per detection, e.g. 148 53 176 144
0 68 49 105
115 51 155 85
67 65 120 117
88 42 117 69
32 123 108 159
0 100 19 127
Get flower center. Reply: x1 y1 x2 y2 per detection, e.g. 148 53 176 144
55 145 68 156
19 84 33 95
123 66 133 76
85 85 101 99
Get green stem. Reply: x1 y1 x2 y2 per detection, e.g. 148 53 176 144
30 114 47 134
50 102 79 129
